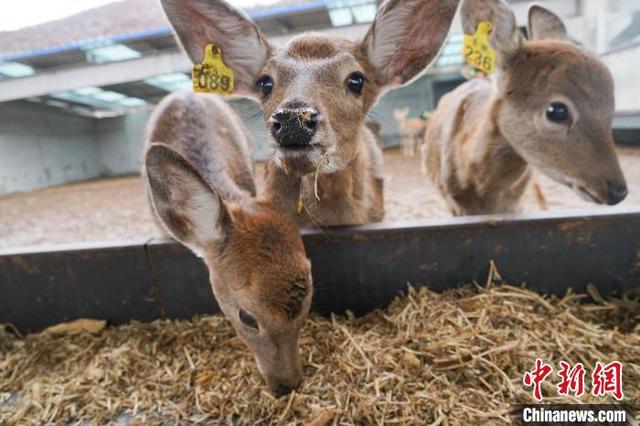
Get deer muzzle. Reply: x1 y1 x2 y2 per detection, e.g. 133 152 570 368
270 105 319 148
607 181 628 205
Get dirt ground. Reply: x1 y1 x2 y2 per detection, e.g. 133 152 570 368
1 147 640 249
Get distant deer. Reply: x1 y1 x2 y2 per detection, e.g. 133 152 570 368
143 91 312 397
160 0 460 226
393 107 426 156
423 0 628 216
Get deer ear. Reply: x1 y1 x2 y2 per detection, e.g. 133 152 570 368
528 5 571 42
362 0 460 87
145 143 229 257
461 0 522 57
159 0 272 94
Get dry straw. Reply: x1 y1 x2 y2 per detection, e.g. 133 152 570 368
1 274 638 424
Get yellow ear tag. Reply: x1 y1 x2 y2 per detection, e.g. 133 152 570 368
296 198 304 214
192 44 235 95
463 21 497 75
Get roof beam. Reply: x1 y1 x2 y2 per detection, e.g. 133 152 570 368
0 50 190 103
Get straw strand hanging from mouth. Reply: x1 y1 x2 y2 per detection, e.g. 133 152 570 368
313 155 329 202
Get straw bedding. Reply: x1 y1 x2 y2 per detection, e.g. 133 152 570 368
1 275 639 425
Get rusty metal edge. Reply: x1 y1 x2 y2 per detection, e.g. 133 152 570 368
2 207 640 332
3 207 639 255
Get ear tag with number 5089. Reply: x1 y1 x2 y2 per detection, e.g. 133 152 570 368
192 44 235 95
463 21 497 75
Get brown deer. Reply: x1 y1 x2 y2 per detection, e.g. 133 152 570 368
393 107 426 156
143 91 312 397
423 0 628 216
160 0 460 226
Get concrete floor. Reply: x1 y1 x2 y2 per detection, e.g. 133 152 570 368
2 148 640 249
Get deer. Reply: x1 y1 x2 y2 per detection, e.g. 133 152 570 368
393 107 426 156
159 0 461 226
142 91 313 397
423 0 628 216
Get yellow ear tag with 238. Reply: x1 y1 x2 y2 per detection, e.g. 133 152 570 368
192 44 235 95
463 21 497 75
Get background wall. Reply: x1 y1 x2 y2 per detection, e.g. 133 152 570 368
601 46 640 112
96 110 148 176
0 102 99 194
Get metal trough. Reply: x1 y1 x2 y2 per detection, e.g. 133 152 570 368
1 208 639 333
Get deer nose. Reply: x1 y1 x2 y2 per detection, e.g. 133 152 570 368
270 108 319 147
268 374 302 397
607 181 628 205
273 383 295 398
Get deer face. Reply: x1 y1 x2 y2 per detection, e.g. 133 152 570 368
499 44 626 205
257 36 378 175
209 203 312 396
462 0 627 205
160 0 461 176
145 144 312 396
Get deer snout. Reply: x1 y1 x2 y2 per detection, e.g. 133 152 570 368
259 341 303 397
266 369 302 398
273 381 299 398
607 181 628 206
270 107 319 147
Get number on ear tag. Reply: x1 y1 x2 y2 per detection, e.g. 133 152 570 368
463 22 497 75
192 44 235 95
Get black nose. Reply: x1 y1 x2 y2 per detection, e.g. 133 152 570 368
607 181 628 205
273 384 294 398
271 107 318 147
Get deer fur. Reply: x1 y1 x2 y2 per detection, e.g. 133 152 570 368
423 0 627 216
160 0 460 226
142 91 312 396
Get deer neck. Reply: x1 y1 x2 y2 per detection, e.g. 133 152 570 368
468 98 530 197
302 150 361 201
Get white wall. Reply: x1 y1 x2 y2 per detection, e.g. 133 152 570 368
0 102 100 195
96 110 149 176
602 45 640 112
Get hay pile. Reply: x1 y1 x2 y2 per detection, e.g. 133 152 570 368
1 278 639 424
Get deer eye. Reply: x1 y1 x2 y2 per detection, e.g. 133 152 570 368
257 75 274 97
546 102 570 123
347 72 365 95
239 309 259 330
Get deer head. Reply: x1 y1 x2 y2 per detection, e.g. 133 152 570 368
461 0 627 205
145 143 313 396
160 0 460 176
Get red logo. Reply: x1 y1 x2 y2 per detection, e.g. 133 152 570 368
592 361 624 400
557 361 586 397
523 360 624 401
523 358 553 401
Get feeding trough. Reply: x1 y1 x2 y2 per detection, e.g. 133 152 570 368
2 208 639 333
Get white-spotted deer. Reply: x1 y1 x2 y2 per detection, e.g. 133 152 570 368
394 107 426 156
143 91 312 396
423 0 628 216
160 0 460 226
